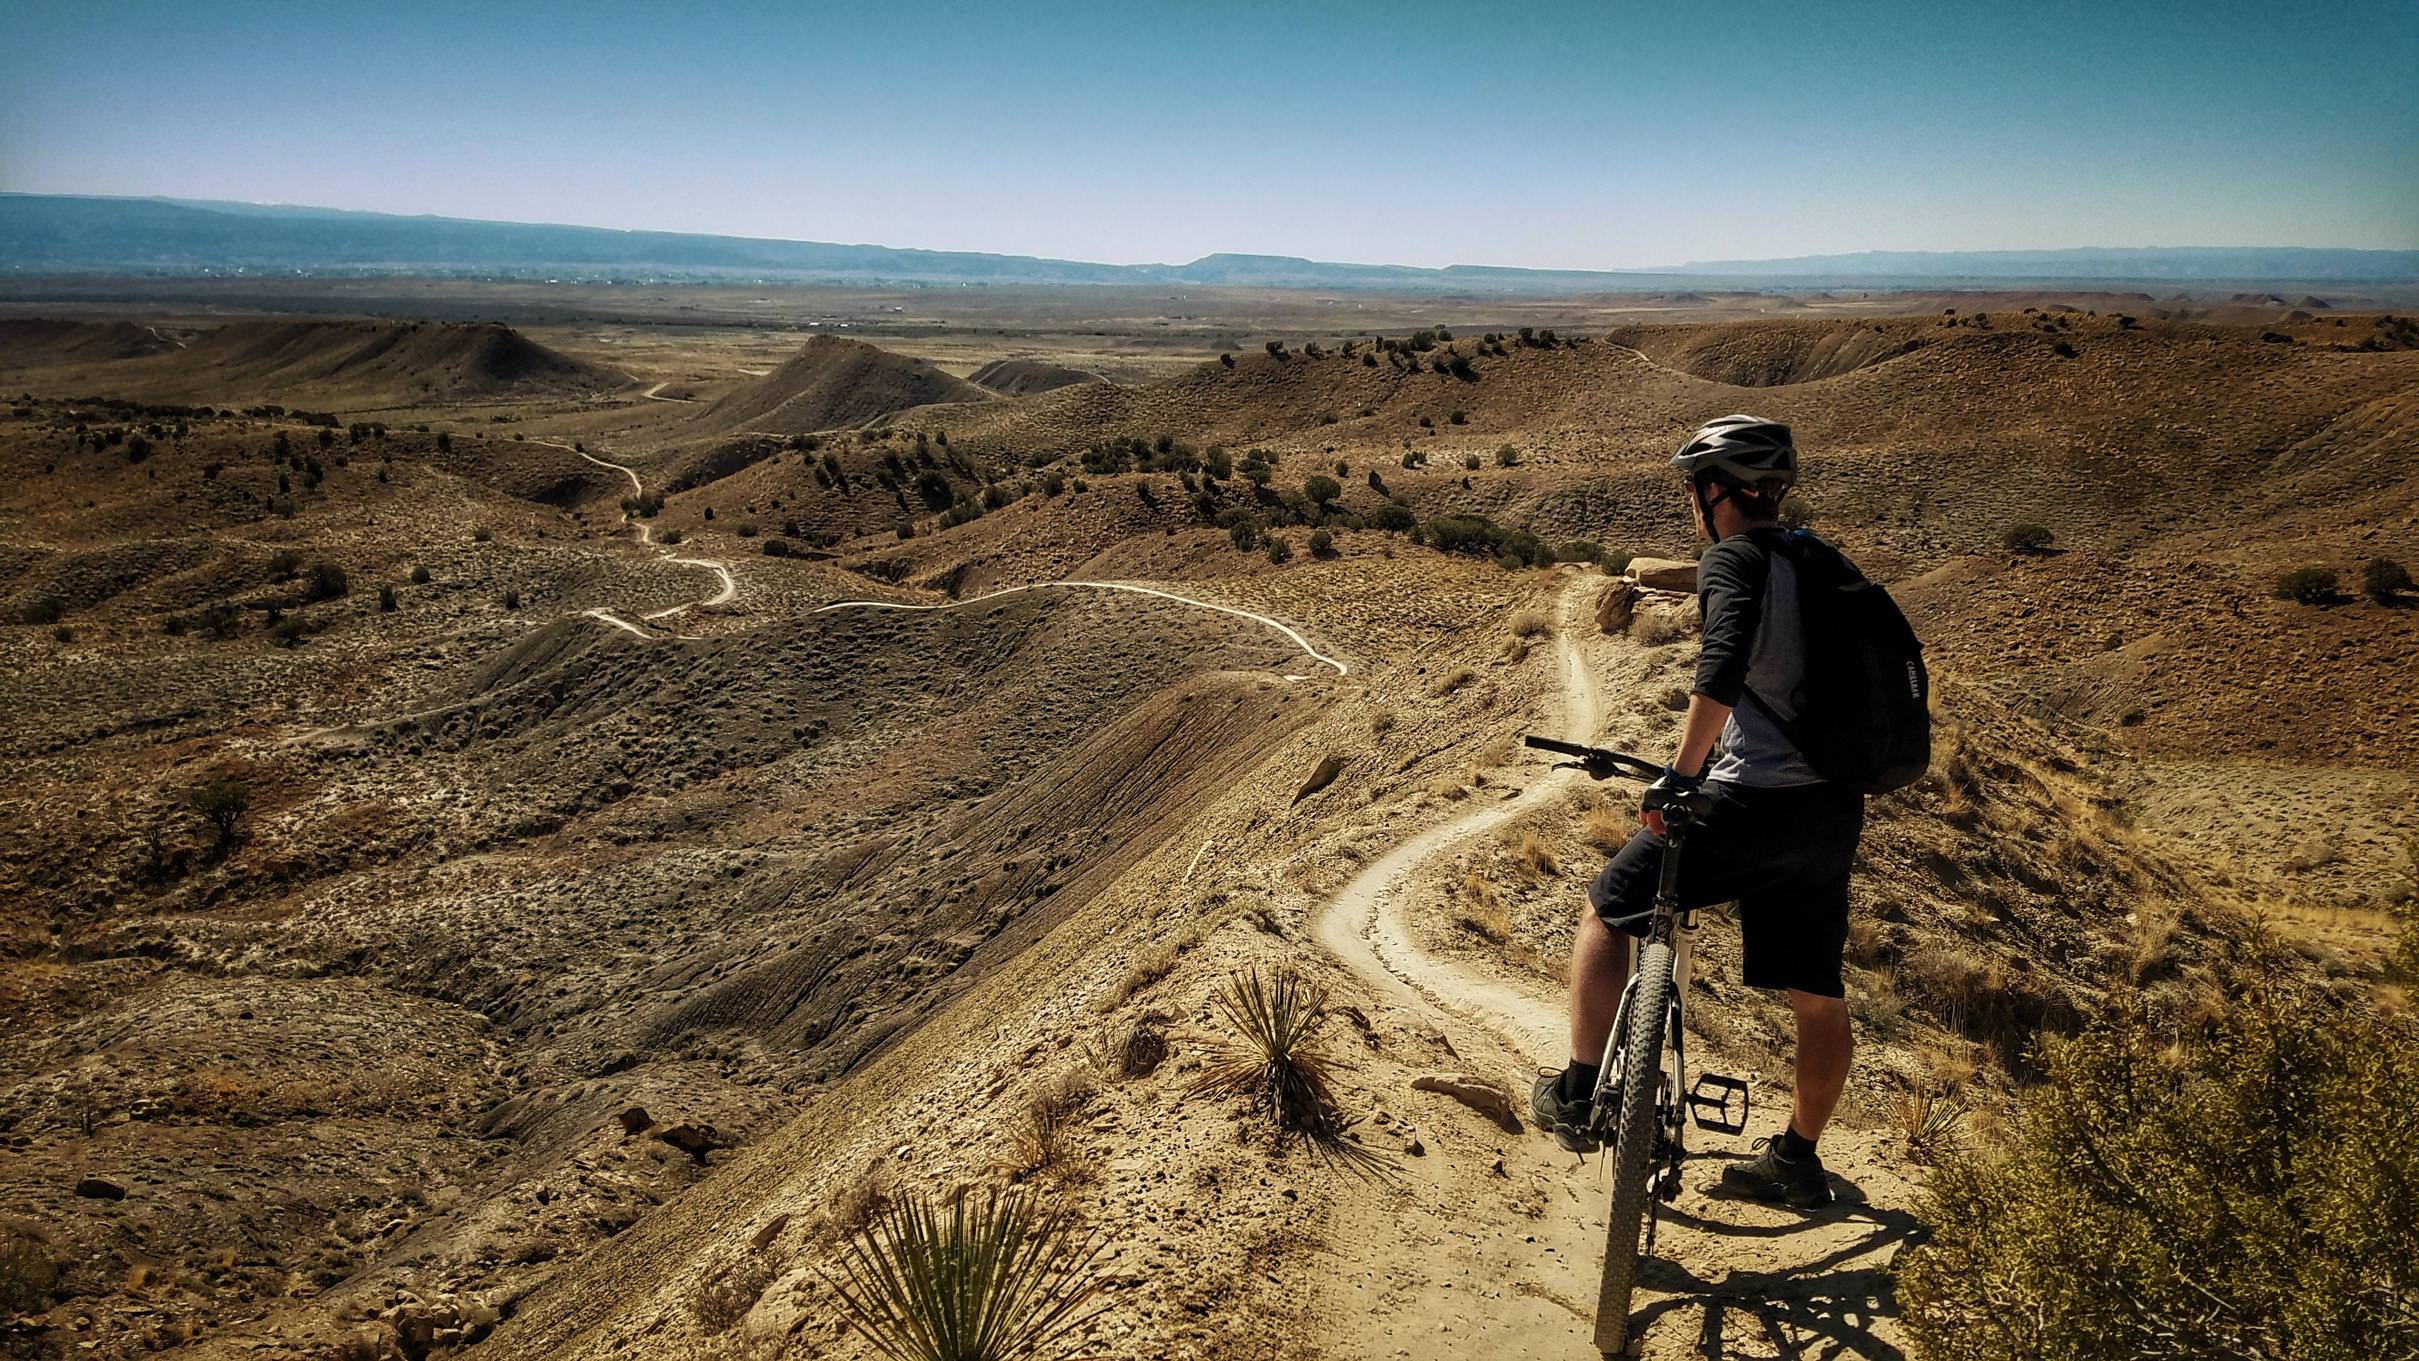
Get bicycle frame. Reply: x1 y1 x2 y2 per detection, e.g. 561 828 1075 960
1591 814 1700 1229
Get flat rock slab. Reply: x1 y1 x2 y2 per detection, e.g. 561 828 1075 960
1627 557 1699 593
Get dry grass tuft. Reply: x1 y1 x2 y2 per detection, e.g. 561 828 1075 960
1583 796 1632 852
1507 830 1559 878
686 1248 780 1333
1109 1020 1168 1079
1009 1070 1096 1183
1427 666 1477 697
1506 608 1553 638
1631 609 1690 647
824 1165 893 1242
1452 872 1510 942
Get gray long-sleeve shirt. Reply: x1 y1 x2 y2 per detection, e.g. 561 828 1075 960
1693 528 1823 788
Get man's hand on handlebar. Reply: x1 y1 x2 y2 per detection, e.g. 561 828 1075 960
1639 766 1708 838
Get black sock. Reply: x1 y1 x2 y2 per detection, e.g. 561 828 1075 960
1558 1060 1601 1102
1779 1124 1818 1159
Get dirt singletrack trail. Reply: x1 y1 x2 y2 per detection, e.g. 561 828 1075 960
1309 573 1918 1361
812 581 1350 678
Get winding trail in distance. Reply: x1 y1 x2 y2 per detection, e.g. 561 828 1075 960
812 581 1349 679
538 440 737 635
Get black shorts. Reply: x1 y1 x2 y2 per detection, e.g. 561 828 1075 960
1585 780 1865 997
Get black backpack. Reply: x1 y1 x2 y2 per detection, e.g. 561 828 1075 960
1741 531 1931 795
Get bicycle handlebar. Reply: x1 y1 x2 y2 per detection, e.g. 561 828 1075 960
1521 735 1665 780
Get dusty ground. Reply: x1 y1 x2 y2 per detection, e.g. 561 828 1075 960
0 288 2412 1359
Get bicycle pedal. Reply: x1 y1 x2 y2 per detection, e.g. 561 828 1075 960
1686 1073 1750 1134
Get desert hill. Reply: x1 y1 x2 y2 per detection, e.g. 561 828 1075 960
0 317 630 408
692 334 991 436
966 356 1104 396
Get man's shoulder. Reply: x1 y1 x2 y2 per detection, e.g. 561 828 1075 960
1701 531 1782 579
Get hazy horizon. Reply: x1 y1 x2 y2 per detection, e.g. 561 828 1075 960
5 0 2415 271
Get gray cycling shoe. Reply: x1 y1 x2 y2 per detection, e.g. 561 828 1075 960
1719 1136 1833 1207
1530 1070 1601 1154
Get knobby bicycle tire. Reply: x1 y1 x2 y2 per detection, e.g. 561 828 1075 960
1594 940 1674 1356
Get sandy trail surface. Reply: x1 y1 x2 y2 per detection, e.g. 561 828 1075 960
1308 575 1916 1360
813 580 1349 677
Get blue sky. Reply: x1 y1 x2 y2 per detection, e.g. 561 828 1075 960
3 0 2412 268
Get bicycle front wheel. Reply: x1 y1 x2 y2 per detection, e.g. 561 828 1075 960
1594 940 1674 1356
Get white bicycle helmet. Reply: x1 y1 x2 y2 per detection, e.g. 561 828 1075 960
1670 414 1798 501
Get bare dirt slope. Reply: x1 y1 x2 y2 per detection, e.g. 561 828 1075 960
967 356 1106 395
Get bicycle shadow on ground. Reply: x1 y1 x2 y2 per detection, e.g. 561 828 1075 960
1630 1176 1924 1360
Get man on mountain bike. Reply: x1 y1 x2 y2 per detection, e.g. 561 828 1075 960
1531 414 1863 1209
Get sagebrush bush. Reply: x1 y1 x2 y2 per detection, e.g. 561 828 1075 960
2275 567 2338 604
1899 985 2419 1361
2000 522 2053 553
2362 556 2411 602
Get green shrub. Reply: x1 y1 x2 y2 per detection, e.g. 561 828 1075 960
378 585 397 613
1266 536 1293 565
0 1226 61 1315
2275 568 2337 604
1900 984 2419 1361
1308 529 1337 559
410 565 431 584
2001 522 2054 554
762 538 790 557
1367 503 1417 533
18 596 65 626
2362 557 2412 602
1303 474 1342 506
268 548 303 579
307 561 347 600
184 775 250 851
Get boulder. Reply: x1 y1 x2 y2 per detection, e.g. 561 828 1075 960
1593 578 1638 634
73 1176 126 1200
616 1105 652 1135
655 1123 721 1160
1627 557 1699 593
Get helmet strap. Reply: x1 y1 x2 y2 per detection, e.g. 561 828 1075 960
1692 478 1731 544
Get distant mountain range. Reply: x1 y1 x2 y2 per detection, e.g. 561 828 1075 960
4 193 2414 291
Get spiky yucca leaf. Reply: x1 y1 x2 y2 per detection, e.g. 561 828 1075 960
824 1188 1109 1361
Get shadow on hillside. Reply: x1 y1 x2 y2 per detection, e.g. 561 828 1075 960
1634 1196 1924 1360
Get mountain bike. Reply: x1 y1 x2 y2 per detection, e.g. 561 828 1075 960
1524 735 1752 1357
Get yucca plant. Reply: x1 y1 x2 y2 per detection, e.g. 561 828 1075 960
1891 1083 1964 1163
1190 965 1334 1127
824 1188 1109 1361
1189 965 1382 1172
